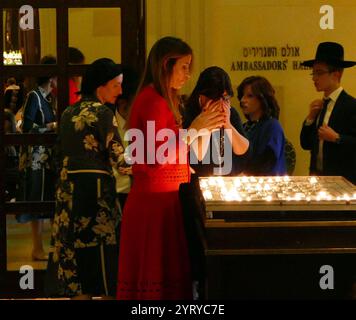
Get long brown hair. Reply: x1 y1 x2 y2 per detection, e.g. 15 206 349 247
129 36 193 127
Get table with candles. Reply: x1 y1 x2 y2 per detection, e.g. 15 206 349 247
183 176 356 298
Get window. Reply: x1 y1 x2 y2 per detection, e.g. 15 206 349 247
0 0 145 298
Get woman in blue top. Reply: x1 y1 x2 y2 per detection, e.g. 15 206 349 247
237 76 286 176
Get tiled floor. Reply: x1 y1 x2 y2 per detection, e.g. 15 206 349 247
6 216 51 271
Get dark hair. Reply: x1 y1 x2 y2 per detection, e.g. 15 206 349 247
80 58 122 96
237 76 280 120
69 47 85 64
183 66 233 128
120 65 139 102
6 77 16 86
327 65 344 73
37 55 57 86
132 36 193 126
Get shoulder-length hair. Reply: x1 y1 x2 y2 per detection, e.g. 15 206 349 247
130 36 193 127
183 66 233 128
237 76 280 120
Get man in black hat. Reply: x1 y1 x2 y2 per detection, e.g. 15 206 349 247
300 42 356 185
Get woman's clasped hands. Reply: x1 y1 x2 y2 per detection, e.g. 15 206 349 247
190 98 228 132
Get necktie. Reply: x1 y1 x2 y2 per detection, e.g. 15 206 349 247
316 98 331 172
317 98 331 128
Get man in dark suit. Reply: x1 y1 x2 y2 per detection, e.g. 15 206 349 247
300 42 356 185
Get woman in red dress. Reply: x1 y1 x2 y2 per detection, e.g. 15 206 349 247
117 37 226 300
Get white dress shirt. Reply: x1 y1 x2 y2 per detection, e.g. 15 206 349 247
316 86 343 171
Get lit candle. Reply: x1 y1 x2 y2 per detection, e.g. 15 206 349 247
203 190 213 200
200 179 208 189
310 177 318 184
264 184 271 191
318 191 327 199
233 178 241 187
208 178 216 186
242 176 249 183
217 177 225 187
221 187 227 195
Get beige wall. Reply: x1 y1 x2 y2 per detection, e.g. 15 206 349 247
147 0 356 176
39 9 56 58
37 1 356 176
39 8 121 64
68 8 121 64
147 0 207 94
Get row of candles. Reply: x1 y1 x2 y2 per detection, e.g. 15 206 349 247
3 50 23 65
199 176 356 203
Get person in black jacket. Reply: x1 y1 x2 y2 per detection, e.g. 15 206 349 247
182 66 249 177
17 55 57 262
300 42 356 185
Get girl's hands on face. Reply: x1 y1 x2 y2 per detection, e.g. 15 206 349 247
202 99 221 113
203 98 231 128
191 98 226 132
190 107 226 132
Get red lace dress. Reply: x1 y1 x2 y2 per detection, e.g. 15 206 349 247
117 86 192 300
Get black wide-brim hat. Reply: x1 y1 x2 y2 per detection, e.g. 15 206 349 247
301 42 356 68
80 58 123 95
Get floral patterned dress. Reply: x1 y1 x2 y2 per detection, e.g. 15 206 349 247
45 97 124 297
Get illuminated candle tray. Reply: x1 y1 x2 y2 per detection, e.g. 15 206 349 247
199 176 356 211
3 50 23 65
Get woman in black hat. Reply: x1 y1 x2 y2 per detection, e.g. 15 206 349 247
45 58 124 299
